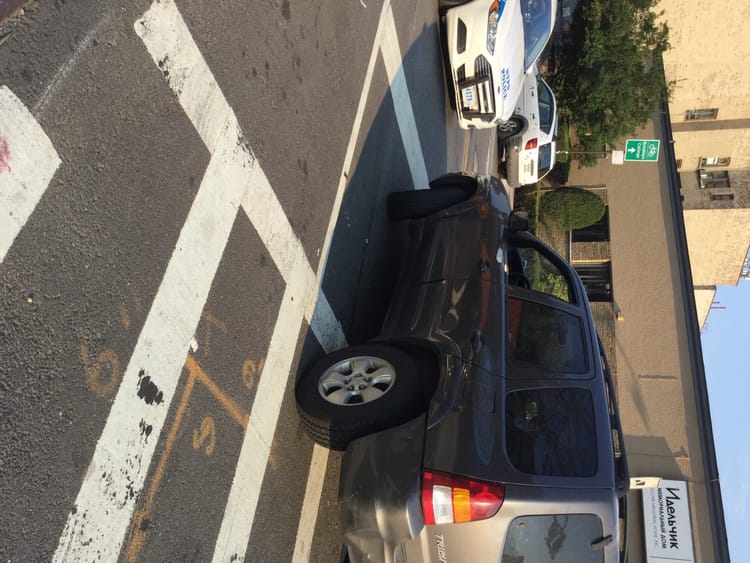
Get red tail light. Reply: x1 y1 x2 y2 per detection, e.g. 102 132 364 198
421 470 504 525
524 138 538 150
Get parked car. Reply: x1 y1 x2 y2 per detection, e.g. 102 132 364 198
499 66 558 187
295 173 630 563
440 0 557 129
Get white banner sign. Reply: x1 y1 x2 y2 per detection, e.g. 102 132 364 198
642 480 695 562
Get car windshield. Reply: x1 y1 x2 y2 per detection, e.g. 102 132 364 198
502 515 606 563
537 78 555 134
521 0 553 69
505 387 598 477
538 143 553 175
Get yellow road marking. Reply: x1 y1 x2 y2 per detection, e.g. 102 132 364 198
123 356 249 562
80 342 120 399
192 357 249 429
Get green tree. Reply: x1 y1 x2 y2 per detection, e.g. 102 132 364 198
540 188 605 230
549 0 670 166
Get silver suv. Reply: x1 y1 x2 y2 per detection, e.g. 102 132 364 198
295 173 629 563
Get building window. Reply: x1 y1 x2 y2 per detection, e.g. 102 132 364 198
675 159 682 169
571 207 610 243
574 262 612 302
685 108 719 120
710 193 734 202
698 170 730 189
700 156 731 167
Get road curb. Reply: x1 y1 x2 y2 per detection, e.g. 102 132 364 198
0 0 31 27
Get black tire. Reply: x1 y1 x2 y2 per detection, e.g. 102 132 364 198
295 345 427 450
387 187 468 221
498 117 523 139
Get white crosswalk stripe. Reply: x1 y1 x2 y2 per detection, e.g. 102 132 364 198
0 86 61 264
380 4 430 190
52 0 429 560
54 106 255 563
54 0 348 558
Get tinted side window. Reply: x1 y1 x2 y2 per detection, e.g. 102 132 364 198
538 143 553 175
502 515 605 563
506 387 597 476
507 298 587 373
537 78 554 134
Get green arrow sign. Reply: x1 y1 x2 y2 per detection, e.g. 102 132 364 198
624 139 660 162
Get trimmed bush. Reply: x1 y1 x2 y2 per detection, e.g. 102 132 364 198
540 188 605 230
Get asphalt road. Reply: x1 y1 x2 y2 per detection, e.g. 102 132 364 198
0 0 497 561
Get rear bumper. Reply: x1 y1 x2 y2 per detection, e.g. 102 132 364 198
339 415 426 563
503 138 522 188
504 144 539 187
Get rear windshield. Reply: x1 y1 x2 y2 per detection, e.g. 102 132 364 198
506 387 597 476
502 514 605 563
538 143 553 175
507 298 587 374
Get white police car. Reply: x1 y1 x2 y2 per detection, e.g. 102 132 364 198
441 0 556 130
500 66 558 187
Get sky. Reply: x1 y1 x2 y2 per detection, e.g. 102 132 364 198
700 275 750 563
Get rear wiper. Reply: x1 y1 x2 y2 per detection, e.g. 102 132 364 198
590 535 613 550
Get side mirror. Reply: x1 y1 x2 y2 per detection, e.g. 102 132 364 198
508 210 529 232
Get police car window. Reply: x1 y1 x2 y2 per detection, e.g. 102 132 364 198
537 78 554 134
538 144 553 175
522 0 553 69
